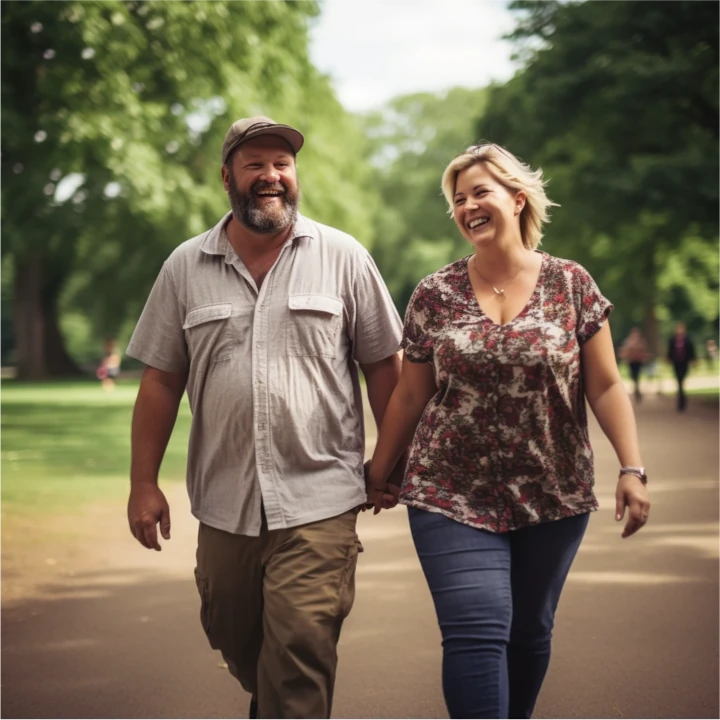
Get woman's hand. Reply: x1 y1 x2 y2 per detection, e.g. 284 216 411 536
616 474 651 538
367 482 400 515
364 460 401 514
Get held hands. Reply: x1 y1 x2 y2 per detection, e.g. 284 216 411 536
363 460 402 515
127 484 171 551
615 474 650 538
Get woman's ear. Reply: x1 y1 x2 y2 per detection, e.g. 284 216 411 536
514 191 527 215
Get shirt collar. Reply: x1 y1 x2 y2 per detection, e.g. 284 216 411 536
200 211 315 259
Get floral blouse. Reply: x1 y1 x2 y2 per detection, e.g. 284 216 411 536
399 251 613 533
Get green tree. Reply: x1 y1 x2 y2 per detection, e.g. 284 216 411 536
2 0 379 378
362 87 489 314
479 0 718 351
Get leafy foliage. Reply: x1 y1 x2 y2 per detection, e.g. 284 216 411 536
478 0 718 348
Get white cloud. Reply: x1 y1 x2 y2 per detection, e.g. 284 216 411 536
310 0 519 112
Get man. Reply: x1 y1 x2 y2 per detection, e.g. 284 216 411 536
667 321 696 412
126 116 403 719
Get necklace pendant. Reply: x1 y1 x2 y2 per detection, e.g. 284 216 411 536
493 286 505 299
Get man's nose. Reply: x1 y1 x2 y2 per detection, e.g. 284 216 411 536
260 165 281 183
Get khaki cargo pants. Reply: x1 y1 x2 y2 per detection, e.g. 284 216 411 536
194 510 362 719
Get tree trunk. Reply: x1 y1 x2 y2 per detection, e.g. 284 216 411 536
14 251 83 379
44 294 83 377
14 251 46 380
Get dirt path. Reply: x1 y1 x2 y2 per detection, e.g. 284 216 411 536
2 393 718 719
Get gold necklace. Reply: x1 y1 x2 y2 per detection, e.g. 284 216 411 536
471 256 524 300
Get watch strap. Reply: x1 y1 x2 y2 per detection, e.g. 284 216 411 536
619 466 647 484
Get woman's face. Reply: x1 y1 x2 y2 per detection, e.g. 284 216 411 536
452 162 525 249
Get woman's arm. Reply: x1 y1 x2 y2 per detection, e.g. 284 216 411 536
581 321 650 538
367 355 437 512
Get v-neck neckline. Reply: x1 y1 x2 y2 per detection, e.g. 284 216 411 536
466 251 547 328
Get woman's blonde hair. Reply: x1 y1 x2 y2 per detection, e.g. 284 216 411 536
441 144 558 250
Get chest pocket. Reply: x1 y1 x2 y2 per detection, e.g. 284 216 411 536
183 302 234 365
287 294 343 359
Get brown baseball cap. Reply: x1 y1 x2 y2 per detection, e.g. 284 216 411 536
221 115 304 164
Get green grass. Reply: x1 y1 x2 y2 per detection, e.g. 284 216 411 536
617 359 719 380
686 387 720 404
1 379 191 513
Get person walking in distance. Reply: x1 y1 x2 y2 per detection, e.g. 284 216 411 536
125 117 404 719
667 322 696 412
619 327 650 402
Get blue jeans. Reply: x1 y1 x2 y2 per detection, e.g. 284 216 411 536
408 507 589 719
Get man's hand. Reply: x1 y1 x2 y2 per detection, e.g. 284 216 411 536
364 460 402 515
128 484 171 551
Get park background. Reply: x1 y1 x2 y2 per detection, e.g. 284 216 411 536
2 0 718 377
2 2 719 719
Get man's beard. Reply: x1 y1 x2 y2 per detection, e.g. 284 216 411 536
227 173 299 235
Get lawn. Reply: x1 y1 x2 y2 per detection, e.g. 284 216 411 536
686 387 720 404
1 379 191 514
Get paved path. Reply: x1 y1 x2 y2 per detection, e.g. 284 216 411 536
2 393 718 719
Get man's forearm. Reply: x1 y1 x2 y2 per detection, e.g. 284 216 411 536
362 354 402 428
131 375 184 487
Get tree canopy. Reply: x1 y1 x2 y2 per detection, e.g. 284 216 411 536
478 0 719 349
2 0 379 376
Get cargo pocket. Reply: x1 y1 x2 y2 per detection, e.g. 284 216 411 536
287 294 343 358
334 539 361 620
183 302 234 365
193 568 212 635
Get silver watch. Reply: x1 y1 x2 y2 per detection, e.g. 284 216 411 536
619 466 647 484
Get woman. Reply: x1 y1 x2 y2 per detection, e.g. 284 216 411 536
619 327 650 402
367 144 650 719
96 337 121 392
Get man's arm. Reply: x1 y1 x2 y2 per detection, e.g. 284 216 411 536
128 366 187 551
360 353 402 428
360 353 405 486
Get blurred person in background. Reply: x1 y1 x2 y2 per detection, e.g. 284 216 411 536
705 338 718 371
96 337 121 392
667 322 696 412
124 116 403 719
366 143 650 719
619 326 650 402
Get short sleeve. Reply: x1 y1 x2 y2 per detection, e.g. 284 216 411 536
574 266 614 345
350 251 403 364
401 281 434 363
126 263 189 373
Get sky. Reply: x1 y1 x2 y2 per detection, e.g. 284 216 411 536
309 0 520 113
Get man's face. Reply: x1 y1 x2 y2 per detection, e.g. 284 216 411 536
223 136 299 235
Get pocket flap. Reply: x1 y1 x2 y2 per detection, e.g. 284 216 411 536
183 303 232 329
288 294 343 316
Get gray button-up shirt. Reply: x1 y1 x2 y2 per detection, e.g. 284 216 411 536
127 212 403 536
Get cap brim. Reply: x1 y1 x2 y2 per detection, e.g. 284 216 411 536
224 125 304 163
